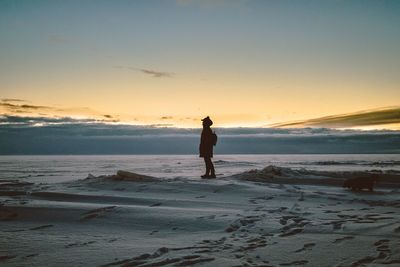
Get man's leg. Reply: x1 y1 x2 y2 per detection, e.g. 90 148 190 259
205 157 215 178
204 157 210 176
209 158 215 177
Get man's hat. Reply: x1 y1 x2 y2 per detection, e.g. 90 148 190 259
201 116 213 126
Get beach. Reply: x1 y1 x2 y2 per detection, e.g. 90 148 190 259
2 0 400 265
1 155 400 266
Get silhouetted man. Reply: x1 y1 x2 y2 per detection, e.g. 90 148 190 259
199 116 216 178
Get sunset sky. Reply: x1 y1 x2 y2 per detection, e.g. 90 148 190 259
1 0 399 128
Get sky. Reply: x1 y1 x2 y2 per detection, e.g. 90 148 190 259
1 0 400 129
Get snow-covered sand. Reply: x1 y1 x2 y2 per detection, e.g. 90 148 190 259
1 166 400 266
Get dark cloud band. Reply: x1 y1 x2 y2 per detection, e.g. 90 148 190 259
0 115 399 154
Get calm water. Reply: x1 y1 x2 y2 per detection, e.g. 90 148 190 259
1 154 400 184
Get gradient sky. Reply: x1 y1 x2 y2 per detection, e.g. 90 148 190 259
1 0 399 128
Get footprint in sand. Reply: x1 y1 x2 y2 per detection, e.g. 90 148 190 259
279 215 297 225
337 214 358 219
279 215 309 237
102 245 215 267
348 255 380 266
333 236 354 243
342 208 355 211
374 239 390 252
382 259 400 264
29 224 53 230
80 206 116 221
347 239 391 267
250 196 275 204
279 227 304 237
324 210 341 214
279 260 308 266
268 207 288 214
24 254 39 258
225 216 261 233
365 214 394 221
65 241 96 248
294 243 316 253
175 257 215 267
236 238 267 252
360 207 373 210
384 211 395 214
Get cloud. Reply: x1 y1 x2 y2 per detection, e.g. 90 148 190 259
1 115 399 154
0 103 17 108
47 35 68 44
140 68 173 78
20 104 52 110
2 115 398 135
113 65 173 78
271 107 400 129
0 100 122 123
161 116 174 120
1 98 26 103
0 102 53 113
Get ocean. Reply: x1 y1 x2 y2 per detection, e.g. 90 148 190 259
1 154 400 184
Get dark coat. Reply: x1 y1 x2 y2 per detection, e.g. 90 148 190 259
199 127 213 158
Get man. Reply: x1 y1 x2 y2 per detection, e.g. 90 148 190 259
199 116 216 178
